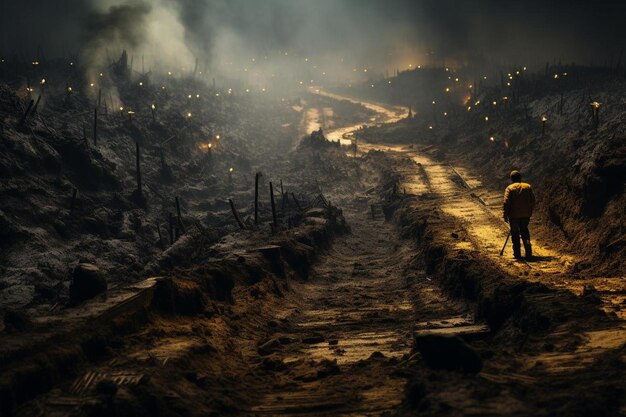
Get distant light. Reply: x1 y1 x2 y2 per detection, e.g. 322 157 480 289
484 116 489 121
432 100 436 105
187 112 192 118
541 116 548 122
490 136 495 142
554 74 559 79
139 82 143 86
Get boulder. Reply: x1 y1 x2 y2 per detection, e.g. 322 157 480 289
69 263 107 304
413 333 482 373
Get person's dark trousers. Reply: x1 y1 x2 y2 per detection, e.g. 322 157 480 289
509 218 532 258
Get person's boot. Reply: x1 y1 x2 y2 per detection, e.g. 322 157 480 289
523 241 533 260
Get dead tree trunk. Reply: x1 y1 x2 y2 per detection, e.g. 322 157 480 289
229 199 246 230
291 192 302 211
93 108 98 146
270 182 278 227
156 222 164 250
175 196 186 234
136 142 142 195
19 100 34 125
168 213 175 244
254 172 261 225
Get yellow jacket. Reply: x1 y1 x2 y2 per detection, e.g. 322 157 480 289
503 182 535 219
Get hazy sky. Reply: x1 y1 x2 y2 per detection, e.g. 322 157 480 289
1 0 624 75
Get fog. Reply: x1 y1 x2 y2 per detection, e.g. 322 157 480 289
1 0 625 87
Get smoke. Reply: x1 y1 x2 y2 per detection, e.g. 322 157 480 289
2 0 625 89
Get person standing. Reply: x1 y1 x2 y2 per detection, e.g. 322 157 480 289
503 170 535 259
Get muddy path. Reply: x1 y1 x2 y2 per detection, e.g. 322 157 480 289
242 201 471 416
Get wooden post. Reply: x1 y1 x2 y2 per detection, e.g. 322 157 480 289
69 188 77 214
97 88 102 109
19 99 34 125
160 145 166 171
156 222 164 250
168 213 175 244
270 182 278 227
229 199 245 229
31 95 42 116
93 108 98 146
175 196 186 233
291 192 302 210
136 141 142 195
254 172 261 225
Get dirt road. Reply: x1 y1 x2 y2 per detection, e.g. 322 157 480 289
244 203 472 416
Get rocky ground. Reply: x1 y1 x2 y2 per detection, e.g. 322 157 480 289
1 60 625 417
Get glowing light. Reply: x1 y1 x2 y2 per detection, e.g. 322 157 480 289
474 100 480 105
484 116 489 121
196 94 200 98
590 101 601 109
68 87 73 92
188 94 192 99
90 83 95 87
492 101 497 106
32 61 39 65
187 112 192 118
432 100 436 105
467 106 472 111
99 73 103 77
229 167 233 172
428 125 433 130
139 82 143 86
119 106 124 111
541 116 548 122
554 74 559 79
490 136 495 142
168 71 172 76
445 87 450 92
483 76 487 80
443 112 448 116
40 79 46 85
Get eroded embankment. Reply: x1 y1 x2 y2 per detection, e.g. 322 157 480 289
370 154 625 416
1 204 348 417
